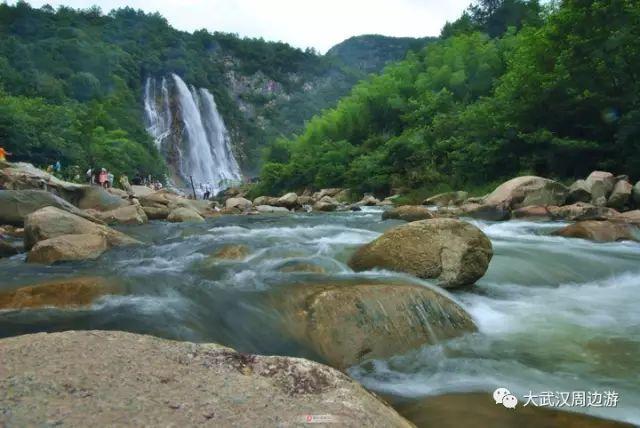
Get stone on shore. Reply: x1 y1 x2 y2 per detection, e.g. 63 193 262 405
512 205 555 220
313 196 339 212
0 189 99 226
423 191 468 207
382 205 434 222
349 218 493 288
253 196 279 206
567 179 592 203
607 179 633 210
585 171 616 206
460 202 511 221
0 330 412 427
75 186 130 212
548 203 620 221
276 192 300 209
142 205 170 220
225 197 252 211
255 205 290 213
276 281 476 369
24 206 140 251
88 204 148 225
167 207 205 223
484 176 568 209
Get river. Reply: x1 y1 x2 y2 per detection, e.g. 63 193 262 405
1 208 638 424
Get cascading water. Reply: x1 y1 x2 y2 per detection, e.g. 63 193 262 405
144 74 242 194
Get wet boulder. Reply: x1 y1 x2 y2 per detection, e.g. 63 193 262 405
460 202 511 221
276 281 476 369
552 220 638 242
225 197 252 211
27 234 109 264
349 218 493 288
484 176 568 209
276 192 300 209
567 179 591 204
423 191 468 207
313 196 339 212
382 205 434 222
167 207 205 223
0 190 99 226
585 171 616 206
0 277 118 310
24 206 140 251
607 179 633 210
0 330 412 427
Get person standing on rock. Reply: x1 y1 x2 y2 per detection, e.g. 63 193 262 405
0 147 11 162
98 168 108 188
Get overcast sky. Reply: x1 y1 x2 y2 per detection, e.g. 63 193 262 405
22 0 471 52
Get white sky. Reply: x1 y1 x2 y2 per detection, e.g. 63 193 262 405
22 0 471 53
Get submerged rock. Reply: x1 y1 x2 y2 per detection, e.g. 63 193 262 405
0 330 411 427
552 220 638 242
0 277 117 309
276 281 476 369
349 218 493 288
278 262 326 273
27 233 109 264
396 393 632 428
382 205 434 222
167 207 205 223
212 244 250 260
0 189 99 226
24 206 140 251
484 176 568 209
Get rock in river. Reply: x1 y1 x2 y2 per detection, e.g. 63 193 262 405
484 176 568 209
275 281 476 369
0 330 412 427
382 205 434 222
349 218 493 288
0 277 118 309
552 220 638 242
27 233 109 264
167 207 205 223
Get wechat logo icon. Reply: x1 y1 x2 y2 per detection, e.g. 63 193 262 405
493 387 518 409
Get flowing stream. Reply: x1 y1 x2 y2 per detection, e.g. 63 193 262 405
1 209 638 424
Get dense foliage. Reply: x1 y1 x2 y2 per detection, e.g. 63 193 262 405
257 0 640 197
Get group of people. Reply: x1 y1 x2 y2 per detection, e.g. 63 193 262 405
86 167 115 189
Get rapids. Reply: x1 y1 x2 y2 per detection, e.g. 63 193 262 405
1 209 638 424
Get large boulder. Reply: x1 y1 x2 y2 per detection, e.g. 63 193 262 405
139 189 182 207
567 179 591 203
276 192 300 209
130 185 154 198
357 194 381 206
313 196 339 212
75 186 129 212
423 191 468 207
24 206 140 251
276 281 476 369
484 176 568 209
0 190 99 226
88 204 148 225
168 199 218 218
253 196 279 206
585 171 616 206
382 205 434 222
0 330 412 427
142 205 170 220
0 277 118 309
552 220 638 242
167 207 205 223
349 218 493 288
607 179 633 210
26 234 109 264
312 188 344 200
548 203 619 221
460 202 511 221
225 197 252 211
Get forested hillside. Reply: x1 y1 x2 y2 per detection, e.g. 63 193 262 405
0 2 429 179
257 0 640 197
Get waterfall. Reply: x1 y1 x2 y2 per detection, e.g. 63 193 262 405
143 74 242 194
